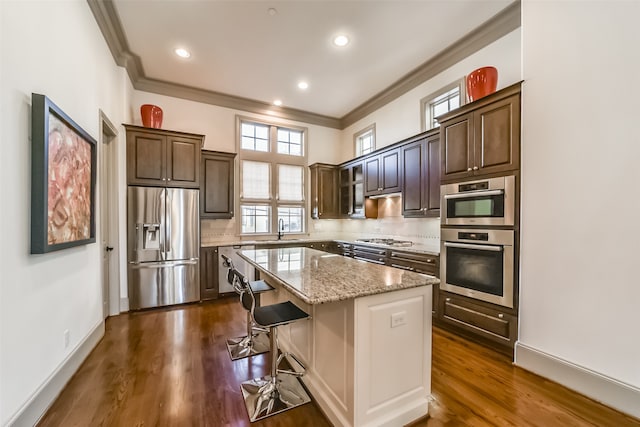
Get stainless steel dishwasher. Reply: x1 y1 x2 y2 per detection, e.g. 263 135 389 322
218 245 256 293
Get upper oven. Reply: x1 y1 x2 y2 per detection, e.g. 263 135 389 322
441 175 515 226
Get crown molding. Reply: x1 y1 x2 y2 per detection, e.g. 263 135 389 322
340 1 521 128
87 0 520 131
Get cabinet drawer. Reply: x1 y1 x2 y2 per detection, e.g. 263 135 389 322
388 251 438 276
441 295 516 343
389 259 437 276
352 245 387 264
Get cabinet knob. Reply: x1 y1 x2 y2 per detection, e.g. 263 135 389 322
498 313 504 319
473 166 479 171
230 211 233 214
446 297 451 302
467 168 472 172
319 212 322 216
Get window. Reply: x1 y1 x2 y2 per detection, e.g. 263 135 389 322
421 78 466 131
238 117 307 236
354 124 375 157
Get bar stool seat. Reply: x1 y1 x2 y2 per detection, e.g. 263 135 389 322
221 254 274 360
231 269 312 422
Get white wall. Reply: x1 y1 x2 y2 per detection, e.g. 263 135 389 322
339 29 522 162
130 91 343 164
0 1 131 424
518 0 640 406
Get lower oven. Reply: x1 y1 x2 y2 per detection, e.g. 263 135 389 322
440 228 514 308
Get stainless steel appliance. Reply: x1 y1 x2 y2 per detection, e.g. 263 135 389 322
218 245 256 293
127 186 200 310
440 228 514 308
355 238 413 247
441 175 515 226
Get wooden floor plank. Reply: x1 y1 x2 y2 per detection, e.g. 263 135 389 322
37 298 640 427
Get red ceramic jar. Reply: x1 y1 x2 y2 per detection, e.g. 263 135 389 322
466 67 498 102
140 104 163 128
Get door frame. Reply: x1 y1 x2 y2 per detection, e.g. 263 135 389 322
99 110 121 317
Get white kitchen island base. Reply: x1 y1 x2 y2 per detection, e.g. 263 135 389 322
261 282 432 427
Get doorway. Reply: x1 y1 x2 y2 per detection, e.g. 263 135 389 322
99 110 120 318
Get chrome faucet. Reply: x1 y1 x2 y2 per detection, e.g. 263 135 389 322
277 218 284 240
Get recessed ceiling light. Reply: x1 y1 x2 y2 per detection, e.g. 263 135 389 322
297 81 309 90
267 7 277 16
174 48 191 59
333 35 350 47
273 99 283 106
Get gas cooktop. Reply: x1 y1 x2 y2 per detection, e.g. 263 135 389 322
356 238 413 247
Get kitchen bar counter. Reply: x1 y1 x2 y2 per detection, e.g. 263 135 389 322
238 247 438 304
238 246 434 427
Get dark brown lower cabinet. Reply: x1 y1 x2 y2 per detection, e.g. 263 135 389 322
438 292 517 354
200 247 219 300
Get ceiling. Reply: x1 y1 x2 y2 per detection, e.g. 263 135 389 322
93 0 519 128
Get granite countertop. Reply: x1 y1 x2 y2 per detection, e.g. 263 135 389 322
237 247 439 305
202 237 440 256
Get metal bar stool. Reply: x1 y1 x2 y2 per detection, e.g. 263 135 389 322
221 254 274 360
231 269 312 422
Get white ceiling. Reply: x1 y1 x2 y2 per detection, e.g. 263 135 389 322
113 0 515 119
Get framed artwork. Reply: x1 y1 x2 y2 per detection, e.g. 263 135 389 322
31 93 97 254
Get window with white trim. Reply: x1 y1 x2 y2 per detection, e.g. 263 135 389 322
238 117 307 236
421 78 466 131
354 124 375 157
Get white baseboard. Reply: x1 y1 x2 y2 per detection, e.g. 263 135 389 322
515 341 640 419
7 321 105 427
120 297 129 312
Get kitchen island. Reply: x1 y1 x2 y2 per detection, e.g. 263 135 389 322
238 247 439 427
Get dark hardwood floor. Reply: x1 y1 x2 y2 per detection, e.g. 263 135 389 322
38 298 640 427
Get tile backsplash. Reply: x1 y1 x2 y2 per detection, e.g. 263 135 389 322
201 196 440 247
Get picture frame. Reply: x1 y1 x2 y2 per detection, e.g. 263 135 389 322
31 93 97 254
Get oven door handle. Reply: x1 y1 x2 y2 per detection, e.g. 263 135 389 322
444 189 504 199
444 242 503 252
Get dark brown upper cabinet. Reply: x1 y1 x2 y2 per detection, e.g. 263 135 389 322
364 148 402 196
339 160 377 219
310 163 339 219
402 130 440 217
201 150 236 219
439 82 521 183
125 124 203 188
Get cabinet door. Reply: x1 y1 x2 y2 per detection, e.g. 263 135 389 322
380 149 401 193
318 166 339 218
425 135 440 216
200 247 219 300
402 140 424 216
473 93 520 176
166 136 201 188
364 156 381 196
441 112 473 182
310 164 338 219
126 131 166 186
201 151 235 219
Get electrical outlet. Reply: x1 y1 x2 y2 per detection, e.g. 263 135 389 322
391 311 407 328
64 329 70 349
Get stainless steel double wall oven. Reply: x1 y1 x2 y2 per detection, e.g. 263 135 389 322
440 175 517 308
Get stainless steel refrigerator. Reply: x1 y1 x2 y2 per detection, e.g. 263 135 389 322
127 186 200 310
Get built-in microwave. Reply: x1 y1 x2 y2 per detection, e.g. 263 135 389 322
441 175 515 226
440 228 514 308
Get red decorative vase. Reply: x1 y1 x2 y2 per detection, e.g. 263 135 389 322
466 67 498 102
140 104 163 128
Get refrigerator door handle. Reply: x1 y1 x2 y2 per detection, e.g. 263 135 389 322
159 189 167 259
129 259 198 269
165 190 172 255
